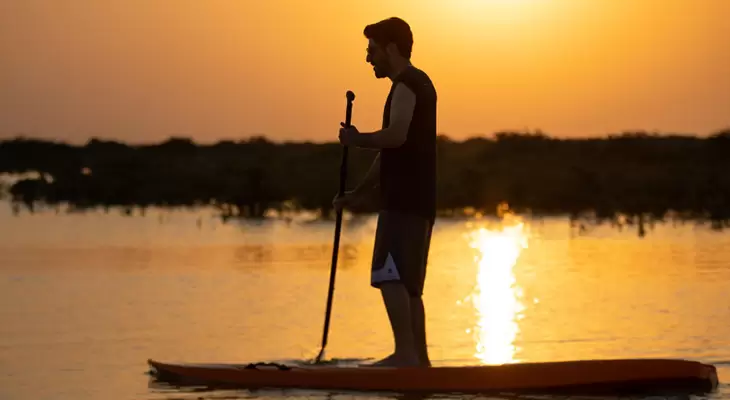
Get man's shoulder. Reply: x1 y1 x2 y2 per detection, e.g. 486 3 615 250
397 66 436 97
400 66 432 83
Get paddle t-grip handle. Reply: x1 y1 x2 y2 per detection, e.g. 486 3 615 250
316 90 355 363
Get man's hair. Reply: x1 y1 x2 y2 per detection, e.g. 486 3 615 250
363 17 413 59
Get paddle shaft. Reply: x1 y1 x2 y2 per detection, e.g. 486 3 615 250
316 91 355 362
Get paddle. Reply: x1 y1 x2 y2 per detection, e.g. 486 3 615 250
314 90 355 364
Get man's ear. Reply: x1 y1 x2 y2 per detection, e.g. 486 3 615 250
385 42 399 57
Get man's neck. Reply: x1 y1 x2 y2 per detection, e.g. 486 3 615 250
388 59 412 81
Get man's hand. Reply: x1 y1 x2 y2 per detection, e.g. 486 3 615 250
338 123 360 146
336 83 414 149
332 190 363 212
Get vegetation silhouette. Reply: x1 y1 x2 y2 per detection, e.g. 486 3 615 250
2 129 730 236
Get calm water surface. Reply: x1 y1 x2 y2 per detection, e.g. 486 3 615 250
1 203 729 400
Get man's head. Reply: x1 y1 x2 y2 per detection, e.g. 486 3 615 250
364 17 413 79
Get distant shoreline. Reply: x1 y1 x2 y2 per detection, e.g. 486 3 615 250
2 130 729 237
0 128 727 147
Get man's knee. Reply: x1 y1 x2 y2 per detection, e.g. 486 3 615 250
377 280 409 296
374 278 421 298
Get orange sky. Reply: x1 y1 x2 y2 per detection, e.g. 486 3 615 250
1 0 728 144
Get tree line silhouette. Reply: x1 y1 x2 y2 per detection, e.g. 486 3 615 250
1 129 729 233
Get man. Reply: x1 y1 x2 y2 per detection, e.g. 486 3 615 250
334 17 437 368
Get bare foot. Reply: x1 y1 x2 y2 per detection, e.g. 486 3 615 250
371 353 421 367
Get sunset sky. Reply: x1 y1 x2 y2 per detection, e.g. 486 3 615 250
1 0 728 144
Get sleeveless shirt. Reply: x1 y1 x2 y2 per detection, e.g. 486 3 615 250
380 65 437 221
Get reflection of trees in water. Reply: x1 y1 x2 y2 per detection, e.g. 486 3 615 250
234 245 275 265
2 130 730 237
231 243 361 268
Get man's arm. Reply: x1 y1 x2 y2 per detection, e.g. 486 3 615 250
333 153 380 211
348 83 416 149
352 152 380 196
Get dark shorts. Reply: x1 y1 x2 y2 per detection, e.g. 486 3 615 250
371 210 434 297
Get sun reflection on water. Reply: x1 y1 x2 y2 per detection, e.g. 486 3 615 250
467 210 529 365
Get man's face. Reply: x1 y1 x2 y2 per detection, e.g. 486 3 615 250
366 39 390 79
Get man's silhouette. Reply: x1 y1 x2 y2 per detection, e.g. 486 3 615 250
336 17 437 368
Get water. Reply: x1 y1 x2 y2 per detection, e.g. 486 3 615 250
1 202 729 400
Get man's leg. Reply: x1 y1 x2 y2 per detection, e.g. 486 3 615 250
373 282 419 366
370 211 419 367
371 211 432 367
410 294 431 367
411 219 433 366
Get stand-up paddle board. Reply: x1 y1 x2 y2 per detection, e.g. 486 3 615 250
147 358 718 395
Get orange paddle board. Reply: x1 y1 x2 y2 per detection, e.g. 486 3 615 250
147 358 718 395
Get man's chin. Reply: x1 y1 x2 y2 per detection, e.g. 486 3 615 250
372 66 387 78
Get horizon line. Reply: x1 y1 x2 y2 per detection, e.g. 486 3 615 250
1 126 729 147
